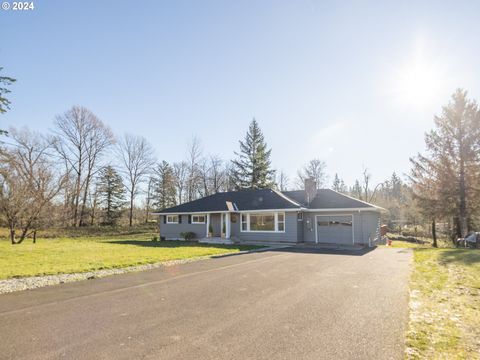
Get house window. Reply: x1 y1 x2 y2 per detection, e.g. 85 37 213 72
277 213 285 231
297 212 303 221
192 215 206 224
250 213 275 231
317 220 353 227
166 215 178 224
241 214 248 231
241 212 285 232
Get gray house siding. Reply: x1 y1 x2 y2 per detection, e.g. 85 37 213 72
160 215 207 240
236 212 299 243
302 211 380 245
159 211 380 245
302 213 316 243
230 214 241 239
357 212 381 245
297 214 304 242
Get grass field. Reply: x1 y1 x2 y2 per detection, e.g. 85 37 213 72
404 248 480 359
0 233 259 280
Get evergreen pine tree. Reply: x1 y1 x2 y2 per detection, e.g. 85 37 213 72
97 166 126 225
153 161 177 210
410 89 480 240
332 173 347 193
0 67 16 135
350 180 363 200
389 172 403 200
231 118 275 190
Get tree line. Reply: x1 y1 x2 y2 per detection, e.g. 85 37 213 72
0 108 411 245
2 66 478 247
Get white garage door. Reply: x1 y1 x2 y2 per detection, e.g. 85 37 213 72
316 215 353 245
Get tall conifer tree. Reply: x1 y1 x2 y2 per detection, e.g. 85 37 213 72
97 166 126 225
231 119 275 190
153 161 177 210
410 89 480 240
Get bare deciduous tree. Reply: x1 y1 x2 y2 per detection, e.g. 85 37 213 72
53 106 114 226
296 158 327 189
209 155 225 194
117 134 156 226
186 137 202 201
144 176 155 223
351 168 382 202
199 155 225 196
0 128 66 244
173 161 188 204
276 170 289 191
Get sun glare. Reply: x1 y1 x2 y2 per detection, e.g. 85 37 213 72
391 41 446 107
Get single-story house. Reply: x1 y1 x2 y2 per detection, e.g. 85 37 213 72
155 180 384 246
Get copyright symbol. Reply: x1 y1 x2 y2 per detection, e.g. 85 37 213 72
1 2 10 10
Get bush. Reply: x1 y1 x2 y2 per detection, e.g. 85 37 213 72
180 231 196 241
151 236 158 242
160 236 166 241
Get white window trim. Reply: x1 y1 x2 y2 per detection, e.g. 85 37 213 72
166 215 179 224
191 214 206 224
241 213 248 232
240 212 286 233
277 213 285 232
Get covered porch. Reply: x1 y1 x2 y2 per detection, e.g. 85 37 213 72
198 212 235 244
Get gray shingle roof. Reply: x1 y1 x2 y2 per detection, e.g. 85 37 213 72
282 189 378 209
158 188 300 213
157 188 381 213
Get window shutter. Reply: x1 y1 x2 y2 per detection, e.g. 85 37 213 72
163 216 166 224
188 215 192 224
178 215 182 224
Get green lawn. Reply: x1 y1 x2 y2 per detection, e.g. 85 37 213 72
405 248 480 359
0 234 259 280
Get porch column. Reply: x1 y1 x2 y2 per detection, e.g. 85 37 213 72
226 212 231 239
206 213 210 238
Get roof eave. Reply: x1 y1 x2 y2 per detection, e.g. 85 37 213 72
152 207 303 215
303 207 385 213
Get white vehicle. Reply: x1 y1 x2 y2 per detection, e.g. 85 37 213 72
457 232 479 248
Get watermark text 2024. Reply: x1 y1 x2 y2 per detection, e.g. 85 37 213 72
1 2 35 11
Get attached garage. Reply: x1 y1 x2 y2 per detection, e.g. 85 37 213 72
315 215 353 245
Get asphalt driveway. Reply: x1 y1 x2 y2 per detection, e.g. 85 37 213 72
0 247 411 360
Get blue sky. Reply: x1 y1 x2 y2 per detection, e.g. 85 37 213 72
1 0 479 187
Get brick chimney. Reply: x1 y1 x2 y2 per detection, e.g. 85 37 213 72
304 178 317 205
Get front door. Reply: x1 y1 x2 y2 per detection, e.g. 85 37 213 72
210 214 222 237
